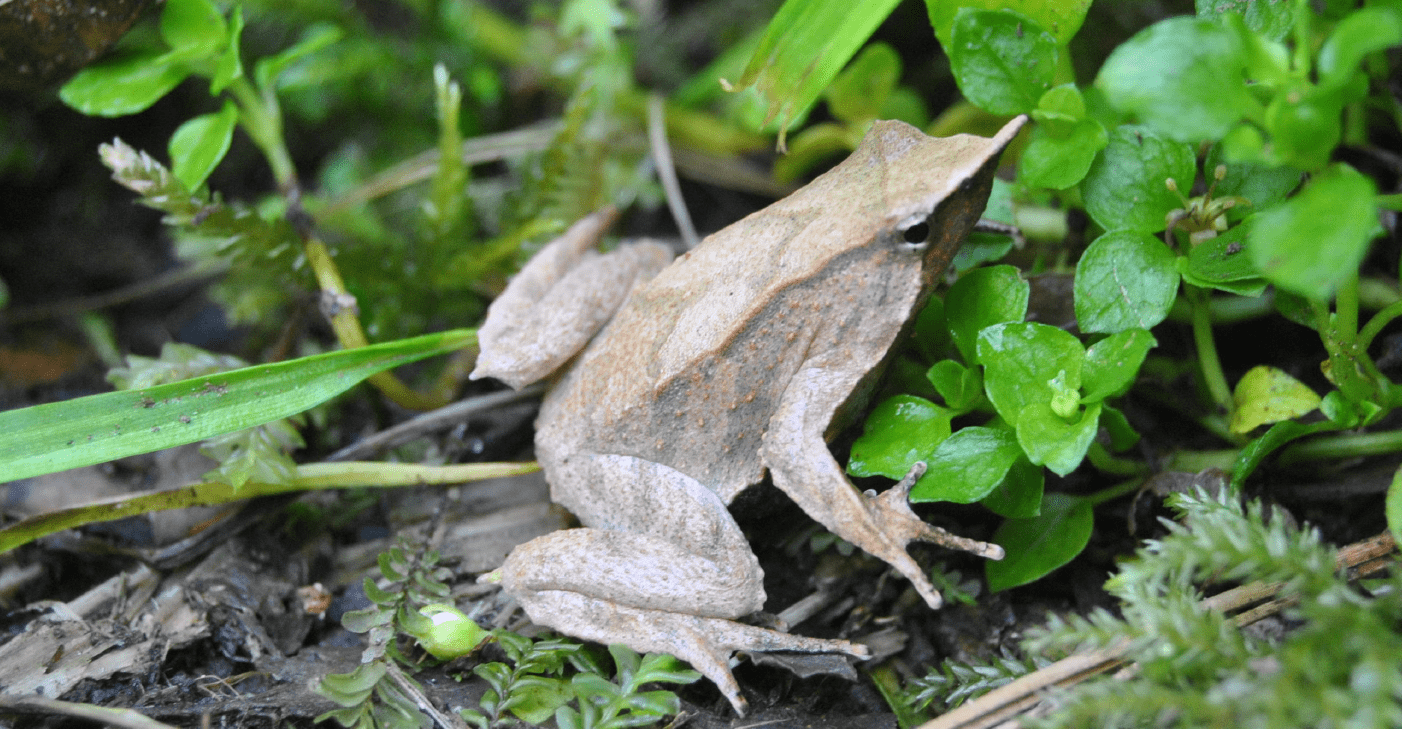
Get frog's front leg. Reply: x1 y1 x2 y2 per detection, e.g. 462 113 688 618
498 453 869 715
761 364 1004 610
471 208 672 389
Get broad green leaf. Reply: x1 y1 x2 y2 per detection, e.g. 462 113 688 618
949 9 1057 115
1032 83 1086 132
1264 84 1343 170
1180 218 1266 295
1249 163 1380 301
1096 16 1263 142
1196 0 1295 41
980 456 1043 518
1317 6 1402 89
59 50 192 117
1230 365 1322 433
1019 117 1106 189
1074 230 1179 333
986 492 1093 591
912 426 1022 503
169 100 239 190
1099 404 1140 452
911 297 952 361
977 321 1084 426
0 329 476 483
823 42 900 123
847 396 953 479
160 0 227 55
209 5 245 95
946 265 1029 363
1081 125 1197 233
1016 401 1101 476
725 0 903 133
927 359 983 412
1081 329 1157 403
928 0 1091 47
254 23 345 90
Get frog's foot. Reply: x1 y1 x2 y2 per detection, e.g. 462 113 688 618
857 462 1004 609
513 589 870 716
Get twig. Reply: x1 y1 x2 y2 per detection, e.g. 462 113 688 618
0 694 180 729
325 384 545 462
385 661 468 729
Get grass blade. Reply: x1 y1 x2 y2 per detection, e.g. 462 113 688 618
0 329 476 483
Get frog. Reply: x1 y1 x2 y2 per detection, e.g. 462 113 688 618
471 116 1026 714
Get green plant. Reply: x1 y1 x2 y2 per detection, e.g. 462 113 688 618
315 540 697 729
843 0 1402 592
1018 487 1402 727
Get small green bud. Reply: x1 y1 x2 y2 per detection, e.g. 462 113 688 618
415 604 488 659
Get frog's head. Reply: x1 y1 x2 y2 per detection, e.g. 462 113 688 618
863 115 1027 292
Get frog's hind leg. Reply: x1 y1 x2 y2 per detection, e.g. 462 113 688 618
512 588 868 715
498 453 868 715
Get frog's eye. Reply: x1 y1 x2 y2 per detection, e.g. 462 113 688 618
900 221 931 247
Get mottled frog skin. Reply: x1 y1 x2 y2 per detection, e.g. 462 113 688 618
472 117 1025 714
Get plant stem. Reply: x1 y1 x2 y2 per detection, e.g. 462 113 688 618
1278 429 1402 463
1358 299 1402 351
303 239 453 410
1335 273 1360 344
1186 285 1233 413
1085 477 1145 508
227 77 296 189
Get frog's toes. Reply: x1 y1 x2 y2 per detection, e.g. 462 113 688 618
869 461 1005 561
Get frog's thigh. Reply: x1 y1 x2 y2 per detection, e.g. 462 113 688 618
505 452 764 618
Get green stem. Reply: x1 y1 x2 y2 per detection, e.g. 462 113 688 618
1085 477 1146 508
227 77 296 189
1087 442 1150 478
1187 286 1234 413
1359 299 1402 352
1279 428 1402 463
1335 272 1360 344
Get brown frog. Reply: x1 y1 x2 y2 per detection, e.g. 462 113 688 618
473 116 1026 714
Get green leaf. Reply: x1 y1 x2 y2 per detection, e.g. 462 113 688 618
1264 84 1343 170
319 662 388 702
1081 125 1197 233
986 492 1093 591
169 100 239 190
1195 0 1295 41
912 426 1023 503
980 456 1043 518
946 265 1029 364
1317 6 1402 89
927 359 983 412
1073 230 1179 333
1096 16 1262 142
1231 419 1339 487
0 329 476 483
160 0 228 55
59 50 192 117
209 5 244 95
254 23 345 90
1180 219 1266 295
1033 83 1086 132
1019 117 1106 189
823 42 900 123
848 396 953 479
1099 404 1140 452
927 0 1091 47
1249 163 1380 301
1081 329 1157 402
1229 365 1322 434
949 9 1057 115
725 0 903 132
1016 401 1101 476
507 677 574 724
977 321 1084 427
